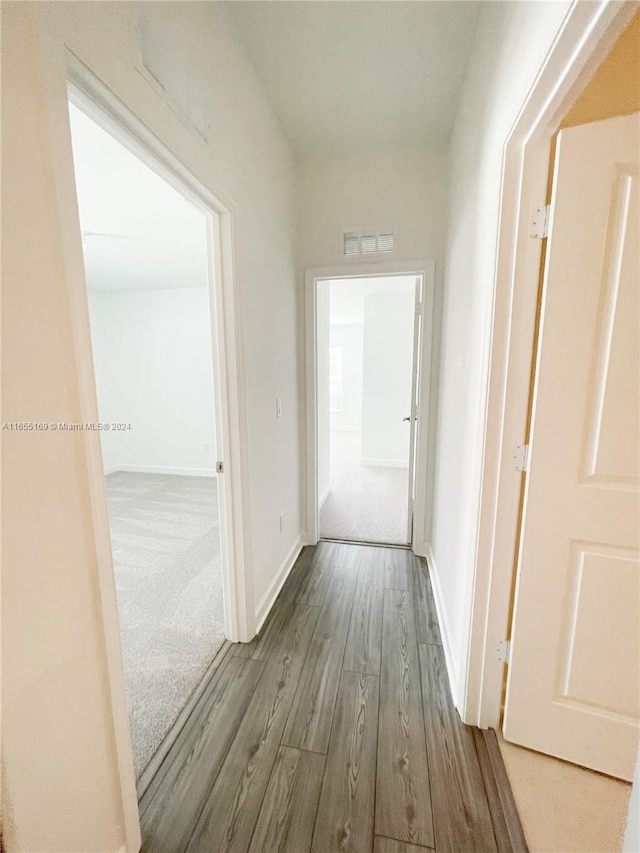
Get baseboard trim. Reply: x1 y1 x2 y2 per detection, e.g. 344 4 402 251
319 484 331 510
104 464 217 477
424 543 460 708
360 457 408 469
254 534 304 634
413 538 428 559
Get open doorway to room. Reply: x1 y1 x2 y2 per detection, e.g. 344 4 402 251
68 98 227 780
316 275 422 546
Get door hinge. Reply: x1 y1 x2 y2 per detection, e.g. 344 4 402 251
530 205 550 239
216 461 224 474
497 639 511 664
513 444 529 472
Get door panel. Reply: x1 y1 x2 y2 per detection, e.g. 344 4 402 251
581 164 639 487
503 113 640 780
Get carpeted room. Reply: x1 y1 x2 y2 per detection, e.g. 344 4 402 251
105 471 225 775
70 103 227 777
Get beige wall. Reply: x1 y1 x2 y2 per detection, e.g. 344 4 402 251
2 8 129 850
296 145 448 546
296 147 448 273
562 8 640 129
1 2 298 850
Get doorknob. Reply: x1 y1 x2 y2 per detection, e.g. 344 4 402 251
403 416 411 422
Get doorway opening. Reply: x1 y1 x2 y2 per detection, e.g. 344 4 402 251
315 275 423 546
68 95 228 780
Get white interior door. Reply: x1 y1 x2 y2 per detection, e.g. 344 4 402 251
406 276 423 544
503 112 640 780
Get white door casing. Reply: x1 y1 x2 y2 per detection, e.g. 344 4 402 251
304 260 436 552
503 113 640 781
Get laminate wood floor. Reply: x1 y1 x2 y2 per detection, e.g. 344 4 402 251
139 542 527 853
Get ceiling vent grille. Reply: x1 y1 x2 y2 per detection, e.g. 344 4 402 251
342 228 395 256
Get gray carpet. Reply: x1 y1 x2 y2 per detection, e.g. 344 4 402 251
105 472 225 778
319 430 409 544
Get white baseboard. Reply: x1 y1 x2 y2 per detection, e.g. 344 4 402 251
424 543 460 709
360 457 408 469
104 464 217 477
413 537 428 559
254 534 304 634
301 530 316 546
319 484 331 510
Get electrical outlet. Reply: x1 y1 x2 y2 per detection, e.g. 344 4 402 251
279 512 285 532
276 397 283 418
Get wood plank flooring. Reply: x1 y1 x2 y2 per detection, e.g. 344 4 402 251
376 589 433 847
140 542 527 853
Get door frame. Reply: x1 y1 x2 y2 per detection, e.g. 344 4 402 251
465 0 638 729
66 58 253 641
54 54 254 845
304 259 435 550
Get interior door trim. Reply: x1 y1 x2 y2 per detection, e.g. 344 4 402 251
58 54 255 851
303 259 436 554
405 276 424 545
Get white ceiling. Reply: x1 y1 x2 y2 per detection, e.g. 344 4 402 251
69 104 209 292
226 1 481 156
326 275 417 325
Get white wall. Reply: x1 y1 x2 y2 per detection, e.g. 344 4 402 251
317 284 330 504
429 0 572 707
88 287 217 475
329 323 363 432
1 3 298 850
361 291 415 466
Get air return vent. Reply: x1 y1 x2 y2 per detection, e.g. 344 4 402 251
342 228 395 256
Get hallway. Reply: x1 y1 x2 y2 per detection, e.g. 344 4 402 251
139 542 525 853
4 4 640 850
